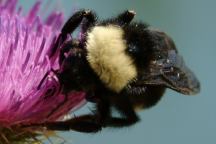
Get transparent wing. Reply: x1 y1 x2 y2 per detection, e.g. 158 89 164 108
141 50 200 95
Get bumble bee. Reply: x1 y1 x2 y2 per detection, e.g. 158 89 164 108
32 10 200 133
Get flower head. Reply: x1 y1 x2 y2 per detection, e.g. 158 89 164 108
0 0 86 143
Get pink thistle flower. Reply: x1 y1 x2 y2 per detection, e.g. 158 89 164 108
0 0 86 142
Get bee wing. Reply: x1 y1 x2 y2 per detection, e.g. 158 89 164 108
142 50 200 95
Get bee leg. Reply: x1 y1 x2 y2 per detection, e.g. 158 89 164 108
80 10 97 35
61 10 96 35
45 93 140 132
115 10 136 25
44 115 102 133
49 10 96 58
21 96 110 133
44 97 110 133
59 41 72 65
104 94 140 127
21 115 102 133
44 112 108 133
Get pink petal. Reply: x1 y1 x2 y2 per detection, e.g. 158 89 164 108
0 0 86 126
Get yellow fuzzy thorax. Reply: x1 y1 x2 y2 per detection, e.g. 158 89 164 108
86 25 137 92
